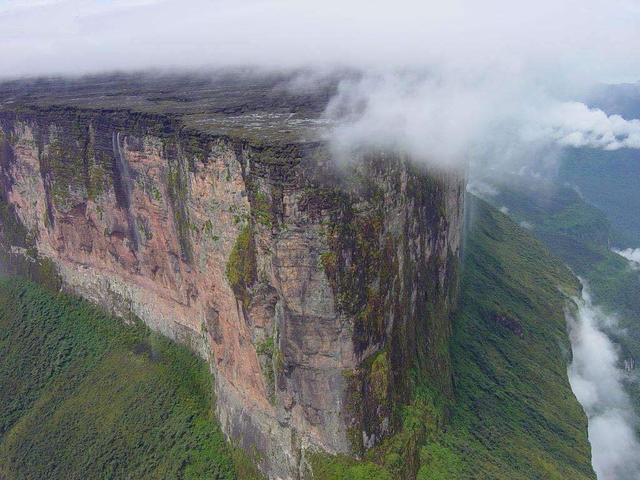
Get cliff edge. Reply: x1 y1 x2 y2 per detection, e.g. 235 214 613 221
0 74 464 479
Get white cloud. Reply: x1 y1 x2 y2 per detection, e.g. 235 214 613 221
519 221 534 230
323 73 514 168
613 248 640 269
0 0 639 81
322 71 640 172
466 181 499 198
567 285 640 480
542 103 640 150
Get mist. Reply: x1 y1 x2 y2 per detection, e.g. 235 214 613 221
614 248 640 269
322 72 640 171
2 0 640 80
2 1 640 171
567 285 640 480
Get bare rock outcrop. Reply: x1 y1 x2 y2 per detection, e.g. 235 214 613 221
0 82 464 479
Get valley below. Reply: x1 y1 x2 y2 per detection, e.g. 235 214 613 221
473 154 640 480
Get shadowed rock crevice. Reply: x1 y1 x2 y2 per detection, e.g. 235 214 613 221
112 131 140 251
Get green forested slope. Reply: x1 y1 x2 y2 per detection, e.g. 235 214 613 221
440 197 592 479
491 178 640 371
489 175 640 436
0 279 260 480
312 197 594 479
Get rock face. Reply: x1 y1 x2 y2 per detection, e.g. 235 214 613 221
0 76 464 479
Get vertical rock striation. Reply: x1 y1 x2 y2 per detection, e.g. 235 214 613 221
0 95 464 479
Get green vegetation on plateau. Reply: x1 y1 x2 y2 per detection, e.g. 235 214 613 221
0 278 261 480
312 197 594 480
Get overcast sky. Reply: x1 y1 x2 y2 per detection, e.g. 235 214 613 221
1 0 639 84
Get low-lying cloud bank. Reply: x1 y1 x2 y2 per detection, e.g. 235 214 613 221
613 248 640 268
2 1 640 170
546 103 640 150
567 286 640 480
323 74 640 170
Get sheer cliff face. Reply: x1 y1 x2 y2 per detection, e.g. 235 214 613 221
0 107 464 479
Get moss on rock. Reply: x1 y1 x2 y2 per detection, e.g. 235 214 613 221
225 224 257 306
165 147 193 263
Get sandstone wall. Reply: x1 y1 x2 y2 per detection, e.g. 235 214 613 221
0 108 464 479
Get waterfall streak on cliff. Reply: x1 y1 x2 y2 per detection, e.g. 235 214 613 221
112 131 140 250
567 285 640 480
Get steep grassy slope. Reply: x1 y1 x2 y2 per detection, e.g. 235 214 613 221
0 278 261 480
491 178 640 369
488 175 640 432
436 197 593 479
313 197 594 479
